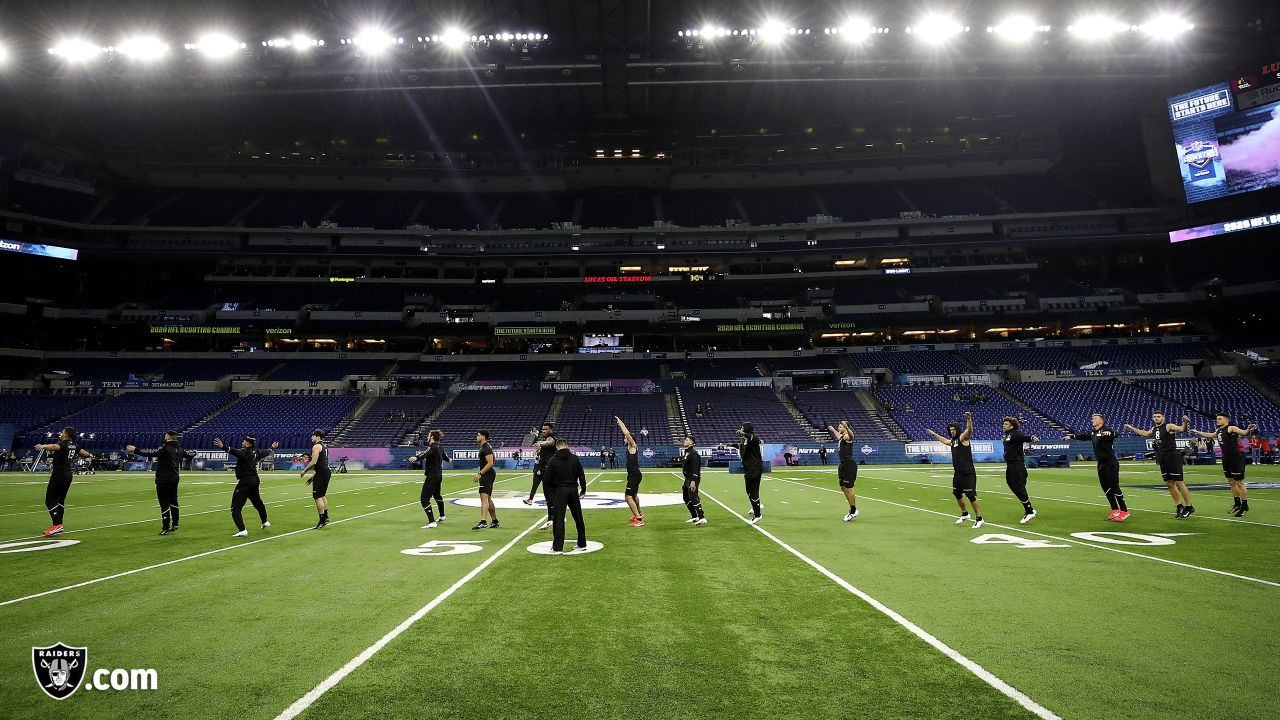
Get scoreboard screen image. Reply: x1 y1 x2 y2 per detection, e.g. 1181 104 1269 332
1169 60 1280 203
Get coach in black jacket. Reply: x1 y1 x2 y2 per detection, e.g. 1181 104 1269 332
545 439 588 553
127 431 195 536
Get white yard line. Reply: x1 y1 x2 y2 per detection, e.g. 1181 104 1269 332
700 489 1061 720
778 476 1280 589
272 472 604 720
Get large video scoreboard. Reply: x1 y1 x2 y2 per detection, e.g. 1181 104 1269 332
1169 59 1280 203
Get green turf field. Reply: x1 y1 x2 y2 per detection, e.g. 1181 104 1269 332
1 463 1277 719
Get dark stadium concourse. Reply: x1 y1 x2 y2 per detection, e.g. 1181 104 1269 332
3 2 1280 720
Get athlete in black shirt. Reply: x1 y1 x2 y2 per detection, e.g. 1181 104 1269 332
525 423 557 530
214 435 277 537
1001 417 1039 525
34 426 91 536
408 429 452 528
1125 411 1195 518
127 430 190 535
926 411 983 528
735 422 765 523
826 421 858 521
615 416 645 526
682 435 706 525
1189 413 1257 516
300 430 333 529
473 430 499 530
1065 413 1129 521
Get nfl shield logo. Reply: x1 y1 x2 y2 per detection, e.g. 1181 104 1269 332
32 643 88 700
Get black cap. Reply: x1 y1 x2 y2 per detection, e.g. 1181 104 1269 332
244 435 257 445
742 422 754 434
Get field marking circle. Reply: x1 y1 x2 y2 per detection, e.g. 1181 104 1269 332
527 540 604 556
0 539 81 553
450 491 682 510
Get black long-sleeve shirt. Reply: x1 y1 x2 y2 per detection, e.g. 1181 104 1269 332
135 440 186 484
1071 427 1117 462
416 443 450 478
544 448 586 493
682 446 702 482
224 446 273 483
736 434 763 472
1002 431 1035 465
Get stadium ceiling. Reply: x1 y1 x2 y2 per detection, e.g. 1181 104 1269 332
0 0 1274 154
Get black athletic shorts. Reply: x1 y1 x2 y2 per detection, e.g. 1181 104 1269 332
1157 453 1184 481
625 472 642 497
838 462 857 488
1222 455 1245 481
478 472 496 495
311 472 332 499
953 473 978 493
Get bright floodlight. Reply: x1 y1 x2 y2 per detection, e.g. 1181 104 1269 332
1068 16 1127 40
195 33 243 58
0 44 8 64
835 19 875 42
991 16 1039 42
291 34 317 49
49 38 102 62
118 35 169 60
910 15 964 43
758 20 787 43
440 27 468 50
1139 15 1194 39
353 28 394 52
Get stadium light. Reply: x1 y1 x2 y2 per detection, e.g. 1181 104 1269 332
1067 16 1128 40
989 16 1043 42
292 34 320 49
0 44 8 65
831 20 875 42
440 27 467 50
353 28 394 53
117 35 169 61
48 38 102 63
757 20 787 43
1138 15 1194 39
908 15 965 43
193 33 244 58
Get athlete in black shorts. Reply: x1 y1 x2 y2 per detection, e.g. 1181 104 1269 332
408 429 451 529
1189 413 1257 517
473 430 499 530
1126 411 1195 518
525 423 557 530
34 426 91 536
927 411 983 528
826 420 858 521
615 416 644 526
300 430 332 529
1001 417 1039 525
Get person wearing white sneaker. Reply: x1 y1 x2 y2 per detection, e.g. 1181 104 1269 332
214 435 278 537
1001 417 1039 524
827 421 859 521
680 435 706 525
421 521 438 530
408 430 452 530
927 412 983 529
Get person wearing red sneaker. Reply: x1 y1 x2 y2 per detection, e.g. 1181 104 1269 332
35 427 92 537
1064 413 1128 520
615 416 644 527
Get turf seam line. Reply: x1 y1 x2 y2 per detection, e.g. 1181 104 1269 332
0 475 529 606
877 474 1280 530
0 473 531 544
700 489 1062 720
273 472 606 720
778 476 1280 589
